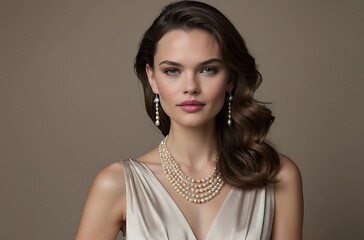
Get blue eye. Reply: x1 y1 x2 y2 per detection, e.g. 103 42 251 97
201 67 217 74
164 68 180 76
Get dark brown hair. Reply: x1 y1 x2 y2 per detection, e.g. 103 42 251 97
134 0 280 188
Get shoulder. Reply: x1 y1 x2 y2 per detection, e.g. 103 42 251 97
91 162 125 195
274 154 303 202
75 162 126 239
271 154 303 240
94 162 124 189
276 154 302 187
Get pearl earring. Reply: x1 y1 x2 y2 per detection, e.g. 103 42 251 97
154 94 160 126
227 92 233 126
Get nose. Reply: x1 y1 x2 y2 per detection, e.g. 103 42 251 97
183 73 200 95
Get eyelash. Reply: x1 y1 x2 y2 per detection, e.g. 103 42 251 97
164 68 180 76
201 67 218 74
163 67 218 76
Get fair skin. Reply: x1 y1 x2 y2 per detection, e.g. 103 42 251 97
75 29 303 240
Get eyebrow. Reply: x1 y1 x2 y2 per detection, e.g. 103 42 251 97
159 58 223 67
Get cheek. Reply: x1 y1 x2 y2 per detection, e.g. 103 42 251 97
156 82 176 102
209 80 229 102
153 72 174 95
213 91 227 110
211 77 230 109
153 76 176 109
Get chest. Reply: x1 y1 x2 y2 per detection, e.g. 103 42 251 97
168 183 232 239
123 160 274 240
152 166 233 240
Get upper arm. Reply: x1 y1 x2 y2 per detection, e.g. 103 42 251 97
271 155 304 240
75 162 126 240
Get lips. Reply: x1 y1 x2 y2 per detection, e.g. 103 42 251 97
177 100 205 113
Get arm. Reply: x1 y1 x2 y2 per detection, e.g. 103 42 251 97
75 163 125 240
271 155 304 240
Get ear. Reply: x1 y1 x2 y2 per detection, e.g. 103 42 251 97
146 64 159 94
226 79 234 92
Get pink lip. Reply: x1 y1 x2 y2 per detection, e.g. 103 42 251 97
177 100 205 113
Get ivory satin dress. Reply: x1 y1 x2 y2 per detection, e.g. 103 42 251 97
120 159 274 240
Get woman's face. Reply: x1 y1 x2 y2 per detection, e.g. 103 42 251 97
146 29 233 128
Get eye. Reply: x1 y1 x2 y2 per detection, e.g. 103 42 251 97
201 67 217 74
164 68 180 76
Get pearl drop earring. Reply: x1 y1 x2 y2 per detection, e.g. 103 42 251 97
154 94 160 126
227 92 233 126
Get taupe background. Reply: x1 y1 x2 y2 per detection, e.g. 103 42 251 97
1 0 363 239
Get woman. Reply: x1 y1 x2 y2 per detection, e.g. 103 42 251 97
75 1 303 239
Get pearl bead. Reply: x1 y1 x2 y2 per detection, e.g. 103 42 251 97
159 136 224 204
227 119 232 126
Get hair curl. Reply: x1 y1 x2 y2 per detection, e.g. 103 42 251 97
134 0 280 188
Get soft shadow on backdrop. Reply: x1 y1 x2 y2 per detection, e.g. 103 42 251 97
1 1 363 239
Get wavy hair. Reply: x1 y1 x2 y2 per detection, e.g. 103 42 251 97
134 0 280 188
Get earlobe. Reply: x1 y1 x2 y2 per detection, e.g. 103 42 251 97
146 64 159 94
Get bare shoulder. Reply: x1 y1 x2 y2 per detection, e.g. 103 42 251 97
276 154 302 186
88 162 126 201
271 154 303 240
75 162 126 239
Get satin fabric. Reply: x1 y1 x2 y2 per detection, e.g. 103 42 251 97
120 159 274 240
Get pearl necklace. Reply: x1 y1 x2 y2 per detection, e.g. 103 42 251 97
158 136 224 204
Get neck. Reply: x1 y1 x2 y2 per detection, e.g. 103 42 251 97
165 121 218 168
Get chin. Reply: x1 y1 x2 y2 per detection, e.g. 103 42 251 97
173 117 216 129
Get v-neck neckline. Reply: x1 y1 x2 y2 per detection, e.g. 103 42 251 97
131 159 235 240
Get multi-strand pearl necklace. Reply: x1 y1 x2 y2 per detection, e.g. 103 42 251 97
158 136 224 204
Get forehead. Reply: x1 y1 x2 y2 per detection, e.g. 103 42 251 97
154 29 221 63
